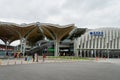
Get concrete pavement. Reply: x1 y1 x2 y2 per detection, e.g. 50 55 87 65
95 58 120 65
0 61 120 80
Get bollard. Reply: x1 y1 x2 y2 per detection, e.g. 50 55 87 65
7 61 9 65
14 61 16 65
27 61 28 64
96 57 99 61
21 61 23 64
104 57 106 60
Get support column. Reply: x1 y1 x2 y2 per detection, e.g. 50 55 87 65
84 50 86 57
107 53 109 58
74 38 79 57
80 50 82 58
94 50 96 58
98 50 100 58
54 40 59 56
87 51 89 57
5 42 7 56
115 38 117 49
23 39 26 56
101 52 103 58
119 38 120 49
91 50 93 58
20 38 26 56
5 41 9 56
75 50 79 57
20 39 23 54
107 49 109 58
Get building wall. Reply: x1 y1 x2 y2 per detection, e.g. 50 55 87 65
74 28 120 58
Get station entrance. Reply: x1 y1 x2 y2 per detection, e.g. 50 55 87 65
78 49 120 58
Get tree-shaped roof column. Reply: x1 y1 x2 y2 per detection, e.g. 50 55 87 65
0 22 20 43
40 23 76 41
0 22 44 44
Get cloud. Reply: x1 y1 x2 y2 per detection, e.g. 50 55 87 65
60 0 120 27
0 0 120 45
0 0 66 23
0 0 120 28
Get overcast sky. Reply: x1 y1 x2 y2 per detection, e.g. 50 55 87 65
0 0 120 29
0 0 120 45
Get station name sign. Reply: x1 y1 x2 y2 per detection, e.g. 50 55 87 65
90 31 103 36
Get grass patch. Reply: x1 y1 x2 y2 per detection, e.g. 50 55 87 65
28 56 93 60
45 56 92 60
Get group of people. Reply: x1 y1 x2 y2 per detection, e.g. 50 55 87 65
24 53 39 62
14 52 23 58
25 53 46 62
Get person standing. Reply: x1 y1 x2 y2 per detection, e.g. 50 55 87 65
32 53 35 62
42 53 46 62
25 55 28 61
35 53 38 62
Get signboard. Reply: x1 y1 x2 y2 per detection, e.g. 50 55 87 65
90 31 103 36
48 48 54 52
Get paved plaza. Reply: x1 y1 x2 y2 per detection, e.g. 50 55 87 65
96 58 120 65
1 58 120 65
0 58 87 65
0 60 120 80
